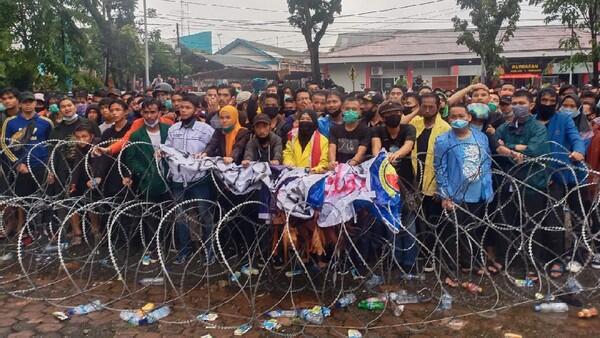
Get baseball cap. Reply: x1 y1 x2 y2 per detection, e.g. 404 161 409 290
378 101 404 115
19 91 35 102
363 93 384 105
253 113 272 126
108 88 121 97
34 93 45 102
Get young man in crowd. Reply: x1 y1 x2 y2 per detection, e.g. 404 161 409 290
123 98 171 263
0 92 54 243
372 101 418 273
311 91 327 116
388 85 404 103
361 93 384 127
164 94 215 265
435 104 493 276
328 97 370 167
98 98 114 133
409 92 451 272
0 88 20 126
242 114 283 166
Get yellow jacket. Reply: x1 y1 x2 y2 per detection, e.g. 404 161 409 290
283 132 329 173
410 114 451 196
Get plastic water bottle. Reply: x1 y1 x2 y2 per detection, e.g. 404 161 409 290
357 299 385 311
439 292 453 310
138 306 171 325
300 309 324 324
336 293 357 308
365 274 384 289
139 277 164 286
534 302 569 313
394 291 420 304
565 277 583 293
66 300 103 315
44 243 69 253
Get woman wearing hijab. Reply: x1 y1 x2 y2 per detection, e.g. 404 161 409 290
203 105 250 164
559 94 594 149
282 109 329 173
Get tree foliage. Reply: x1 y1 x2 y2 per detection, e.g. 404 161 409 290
287 0 342 84
452 0 522 84
531 0 600 86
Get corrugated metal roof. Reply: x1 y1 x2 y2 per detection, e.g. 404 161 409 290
217 38 306 59
203 54 273 70
322 25 592 63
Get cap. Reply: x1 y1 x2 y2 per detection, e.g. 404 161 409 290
363 93 384 105
253 113 272 126
34 93 45 102
19 91 35 102
378 101 404 115
153 83 174 93
500 95 512 105
236 91 252 105
108 88 121 97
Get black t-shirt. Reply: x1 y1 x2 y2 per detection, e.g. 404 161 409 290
415 127 433 189
374 125 416 188
329 123 371 163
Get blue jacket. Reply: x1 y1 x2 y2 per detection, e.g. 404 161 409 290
1 113 53 168
434 128 493 203
318 116 330 138
537 112 586 184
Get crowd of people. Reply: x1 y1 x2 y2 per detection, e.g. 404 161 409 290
1 78 600 282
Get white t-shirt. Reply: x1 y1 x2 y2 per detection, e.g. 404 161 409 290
147 129 161 148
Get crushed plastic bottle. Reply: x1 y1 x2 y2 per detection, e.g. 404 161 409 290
394 290 421 304
267 310 297 318
139 277 164 286
336 293 357 308
66 300 103 315
241 264 259 276
120 305 170 325
348 329 363 338
534 302 568 313
300 307 325 324
393 304 405 317
262 319 280 331
234 323 252 335
364 274 384 289
578 307 598 318
43 242 69 253
565 277 583 294
514 278 535 287
229 271 241 282
357 299 385 311
439 291 453 310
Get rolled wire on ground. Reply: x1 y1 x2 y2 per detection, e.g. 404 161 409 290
0 140 599 333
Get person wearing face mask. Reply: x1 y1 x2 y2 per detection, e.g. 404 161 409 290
371 101 418 273
242 114 283 167
400 92 421 124
283 109 329 173
317 91 345 138
557 94 593 148
498 95 514 122
121 98 171 262
329 97 371 168
261 94 286 141
434 104 493 275
360 93 384 128
496 90 570 278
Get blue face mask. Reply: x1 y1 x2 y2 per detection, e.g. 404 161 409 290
342 110 360 124
560 107 580 118
450 119 469 129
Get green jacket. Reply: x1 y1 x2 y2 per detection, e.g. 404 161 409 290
496 116 550 190
124 123 170 197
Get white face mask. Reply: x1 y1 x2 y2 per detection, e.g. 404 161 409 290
62 113 78 122
144 119 159 128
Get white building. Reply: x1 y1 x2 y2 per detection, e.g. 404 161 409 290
320 25 595 91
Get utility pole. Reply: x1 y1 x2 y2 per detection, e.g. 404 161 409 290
176 23 182 87
143 0 150 88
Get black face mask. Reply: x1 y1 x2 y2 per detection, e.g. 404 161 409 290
263 107 280 119
384 114 401 128
35 107 45 113
298 121 315 137
402 106 415 115
362 109 375 121
330 109 342 118
537 104 556 120
283 109 295 118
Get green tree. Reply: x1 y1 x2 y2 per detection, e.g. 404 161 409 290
531 0 600 86
452 0 522 84
287 0 342 84
148 31 191 83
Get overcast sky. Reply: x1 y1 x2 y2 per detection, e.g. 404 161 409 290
141 0 550 52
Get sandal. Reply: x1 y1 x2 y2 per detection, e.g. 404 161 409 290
462 281 483 294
